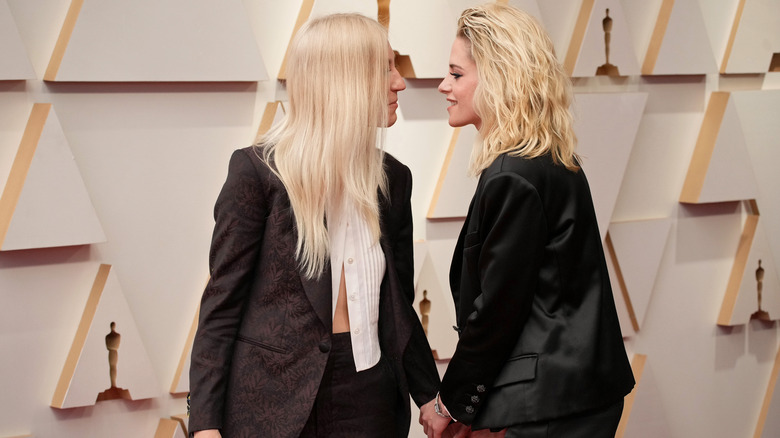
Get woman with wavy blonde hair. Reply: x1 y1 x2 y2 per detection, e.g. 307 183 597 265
421 4 634 438
190 13 439 438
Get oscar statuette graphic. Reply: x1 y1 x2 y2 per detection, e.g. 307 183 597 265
419 290 438 359
751 260 770 320
596 9 620 76
97 322 131 401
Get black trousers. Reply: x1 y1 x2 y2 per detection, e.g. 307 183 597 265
300 332 398 438
504 399 624 438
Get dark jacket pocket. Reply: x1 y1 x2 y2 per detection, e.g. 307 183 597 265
493 354 538 387
235 334 288 354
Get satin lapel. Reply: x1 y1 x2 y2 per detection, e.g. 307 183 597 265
299 260 333 333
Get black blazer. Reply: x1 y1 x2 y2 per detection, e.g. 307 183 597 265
440 153 634 429
189 147 439 437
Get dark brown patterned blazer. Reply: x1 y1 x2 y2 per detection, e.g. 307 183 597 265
189 146 439 437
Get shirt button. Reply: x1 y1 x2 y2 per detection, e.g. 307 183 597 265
347 258 354 264
465 406 475 414
476 385 486 393
471 395 480 403
349 294 357 301
353 327 361 335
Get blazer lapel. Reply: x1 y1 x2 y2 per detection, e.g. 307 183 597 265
299 261 333 333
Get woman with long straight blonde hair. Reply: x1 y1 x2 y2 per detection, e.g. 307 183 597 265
189 13 439 438
420 4 634 438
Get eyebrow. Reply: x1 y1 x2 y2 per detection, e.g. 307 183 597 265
449 64 463 70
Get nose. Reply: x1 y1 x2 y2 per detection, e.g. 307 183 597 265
392 71 406 92
438 77 450 94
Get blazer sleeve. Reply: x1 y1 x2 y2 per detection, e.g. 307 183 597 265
440 172 546 424
189 149 268 433
393 163 440 407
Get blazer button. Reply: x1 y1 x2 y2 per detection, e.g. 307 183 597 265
465 406 475 414
319 342 330 353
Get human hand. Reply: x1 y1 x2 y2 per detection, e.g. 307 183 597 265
419 397 453 438
193 429 221 438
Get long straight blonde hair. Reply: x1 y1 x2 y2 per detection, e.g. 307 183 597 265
258 14 389 279
458 3 579 175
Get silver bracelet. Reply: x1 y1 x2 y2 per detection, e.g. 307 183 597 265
434 392 451 419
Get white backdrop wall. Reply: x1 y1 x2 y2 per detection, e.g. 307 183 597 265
1 0 779 437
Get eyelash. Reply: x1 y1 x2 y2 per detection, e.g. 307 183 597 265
450 72 462 79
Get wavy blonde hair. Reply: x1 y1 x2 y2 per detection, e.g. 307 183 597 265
258 14 389 279
457 3 578 175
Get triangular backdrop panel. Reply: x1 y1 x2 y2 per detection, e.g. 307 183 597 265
696 0 741 71
413 249 459 359
680 92 760 204
46 0 267 82
0 103 105 251
170 309 198 394
390 0 542 78
757 347 780 438
609 218 672 330
413 240 428 286
52 264 159 409
732 89 780 280
720 216 780 325
643 0 717 75
568 0 641 77
154 418 187 438
255 101 287 141
0 0 35 80
427 126 478 219
573 92 648 241
723 0 780 73
618 355 672 438
605 239 637 337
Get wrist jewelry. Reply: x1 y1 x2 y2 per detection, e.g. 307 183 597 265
434 392 451 419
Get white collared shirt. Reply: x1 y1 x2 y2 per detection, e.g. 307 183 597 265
328 200 385 372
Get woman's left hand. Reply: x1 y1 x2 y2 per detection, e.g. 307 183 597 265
419 398 454 438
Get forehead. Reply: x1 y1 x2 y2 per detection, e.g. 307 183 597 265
450 37 474 63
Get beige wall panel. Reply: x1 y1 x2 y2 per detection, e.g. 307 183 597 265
0 0 35 80
310 0 376 17
720 216 780 325
573 92 647 241
609 218 672 330
757 346 780 437
52 264 159 409
412 249 458 359
169 309 197 395
698 0 742 68
154 418 186 438
648 0 717 75
619 355 673 437
733 90 780 275
48 0 267 82
1 104 105 251
569 0 641 77
722 0 780 73
385 85 454 236
389 0 542 79
426 126 477 219
412 240 427 286
537 0 588 63
605 239 637 337
680 92 760 203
